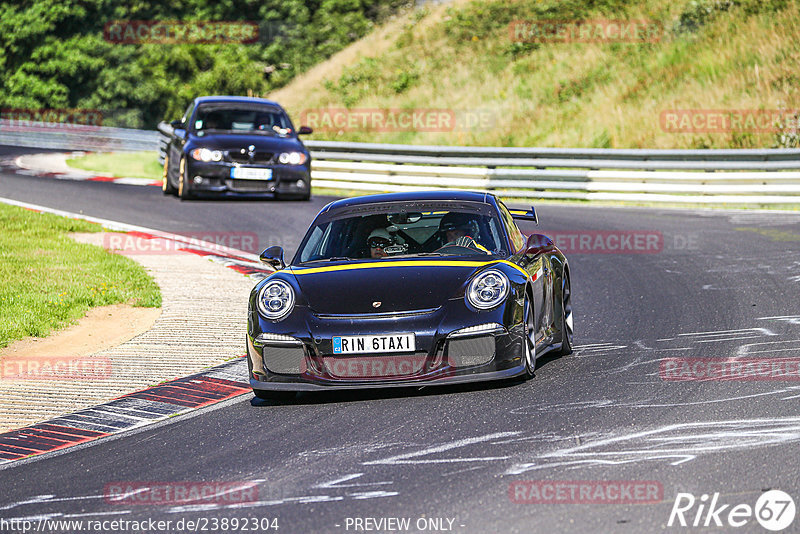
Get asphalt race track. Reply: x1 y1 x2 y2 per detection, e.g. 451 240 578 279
2 145 800 533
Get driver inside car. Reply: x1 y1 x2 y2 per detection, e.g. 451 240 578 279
367 228 394 259
438 212 490 253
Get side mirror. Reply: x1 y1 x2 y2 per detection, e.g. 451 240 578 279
525 234 554 256
297 125 313 135
259 246 285 270
170 119 184 128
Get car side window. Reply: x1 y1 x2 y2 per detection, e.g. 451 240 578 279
498 202 526 253
300 225 327 262
181 103 194 126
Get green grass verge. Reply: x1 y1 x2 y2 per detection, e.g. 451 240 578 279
0 203 161 349
67 151 163 180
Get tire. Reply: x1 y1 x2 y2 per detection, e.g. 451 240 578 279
253 389 296 401
162 154 176 195
555 273 573 356
523 291 536 379
177 156 191 200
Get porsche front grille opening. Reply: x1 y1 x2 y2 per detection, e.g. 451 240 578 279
447 335 496 367
262 346 305 374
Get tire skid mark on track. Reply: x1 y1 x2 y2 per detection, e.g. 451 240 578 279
0 359 249 465
504 416 800 475
344 416 800 480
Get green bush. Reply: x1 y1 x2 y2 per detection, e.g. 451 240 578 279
0 0 411 128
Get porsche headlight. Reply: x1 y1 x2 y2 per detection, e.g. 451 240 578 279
278 152 307 165
257 279 295 320
191 148 223 162
466 269 509 310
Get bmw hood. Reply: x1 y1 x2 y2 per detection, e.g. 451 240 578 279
288 260 491 314
188 133 305 152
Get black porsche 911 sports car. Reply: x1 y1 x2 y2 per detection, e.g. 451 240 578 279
160 96 312 200
247 190 572 400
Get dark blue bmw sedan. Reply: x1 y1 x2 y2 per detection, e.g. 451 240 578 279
160 96 312 200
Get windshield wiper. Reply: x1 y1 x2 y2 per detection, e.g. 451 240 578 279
303 256 352 264
388 252 447 258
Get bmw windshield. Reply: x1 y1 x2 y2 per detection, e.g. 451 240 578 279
191 104 294 135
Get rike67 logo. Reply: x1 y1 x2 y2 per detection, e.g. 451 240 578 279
668 490 795 531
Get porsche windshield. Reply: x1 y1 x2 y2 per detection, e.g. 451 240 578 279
295 206 509 263
192 105 293 135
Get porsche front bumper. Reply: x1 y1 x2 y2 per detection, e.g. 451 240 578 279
247 305 528 391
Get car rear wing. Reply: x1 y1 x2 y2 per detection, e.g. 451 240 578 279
509 207 538 225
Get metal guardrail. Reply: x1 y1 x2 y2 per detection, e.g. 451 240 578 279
303 139 800 203
0 121 159 152
306 142 800 203
3 121 800 204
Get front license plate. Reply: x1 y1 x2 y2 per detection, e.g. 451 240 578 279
230 167 273 180
332 333 415 354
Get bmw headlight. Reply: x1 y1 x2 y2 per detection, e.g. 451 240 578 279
278 152 307 165
191 148 223 162
257 279 295 320
466 269 509 310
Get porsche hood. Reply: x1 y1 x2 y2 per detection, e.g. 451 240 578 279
288 260 497 315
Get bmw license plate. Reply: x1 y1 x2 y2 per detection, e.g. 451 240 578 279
230 167 273 180
332 333 415 354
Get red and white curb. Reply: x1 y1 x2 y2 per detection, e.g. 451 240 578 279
0 358 249 465
0 198 278 464
2 152 161 187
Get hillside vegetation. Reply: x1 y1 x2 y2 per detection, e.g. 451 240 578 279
0 0 409 128
269 0 800 148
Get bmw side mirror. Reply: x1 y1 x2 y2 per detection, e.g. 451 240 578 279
297 126 313 135
260 246 285 270
170 119 183 128
525 234 554 256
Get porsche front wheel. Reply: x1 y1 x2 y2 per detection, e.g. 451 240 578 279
523 292 536 378
556 273 573 356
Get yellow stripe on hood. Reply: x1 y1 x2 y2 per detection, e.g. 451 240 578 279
288 259 528 277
